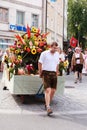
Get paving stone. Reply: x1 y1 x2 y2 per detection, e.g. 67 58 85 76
0 72 87 114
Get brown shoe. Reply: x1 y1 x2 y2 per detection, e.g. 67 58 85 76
47 108 53 116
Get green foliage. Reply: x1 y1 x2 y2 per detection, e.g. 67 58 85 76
68 0 87 49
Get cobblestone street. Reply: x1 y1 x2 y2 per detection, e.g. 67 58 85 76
0 72 87 115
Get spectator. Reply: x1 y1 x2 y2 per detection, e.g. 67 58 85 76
57 47 65 61
71 47 84 83
67 46 73 75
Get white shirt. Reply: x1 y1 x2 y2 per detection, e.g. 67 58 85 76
39 50 59 72
59 53 65 62
75 53 80 64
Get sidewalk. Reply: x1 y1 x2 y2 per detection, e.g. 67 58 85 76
0 72 87 115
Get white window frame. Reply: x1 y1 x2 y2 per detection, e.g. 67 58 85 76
16 10 25 25
0 7 8 23
31 14 39 28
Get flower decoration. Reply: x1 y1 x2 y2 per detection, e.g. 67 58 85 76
26 64 34 74
64 60 69 68
31 26 38 33
59 60 66 76
4 25 50 76
31 48 37 55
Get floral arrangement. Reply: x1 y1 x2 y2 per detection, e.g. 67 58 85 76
4 25 50 76
59 59 69 76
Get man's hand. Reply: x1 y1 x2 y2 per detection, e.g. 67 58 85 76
56 71 60 76
39 71 43 78
38 62 43 78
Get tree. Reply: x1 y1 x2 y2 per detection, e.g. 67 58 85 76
67 0 87 49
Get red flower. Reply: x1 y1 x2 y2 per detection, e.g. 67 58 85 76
36 48 42 53
39 42 44 47
26 48 31 53
15 34 25 45
27 24 31 38
26 64 34 73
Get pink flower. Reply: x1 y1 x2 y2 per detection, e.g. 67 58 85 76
29 41 33 46
26 64 34 71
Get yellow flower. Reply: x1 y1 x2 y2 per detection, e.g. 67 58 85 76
5 55 8 59
15 50 20 54
31 26 38 33
34 41 39 46
18 55 22 60
24 46 27 50
37 36 42 42
33 36 37 41
31 48 37 55
64 60 69 67
23 34 28 40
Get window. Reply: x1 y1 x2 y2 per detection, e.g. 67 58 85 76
0 38 14 50
0 7 8 23
16 11 24 25
31 14 39 27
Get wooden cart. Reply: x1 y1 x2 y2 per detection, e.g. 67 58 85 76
3 68 65 103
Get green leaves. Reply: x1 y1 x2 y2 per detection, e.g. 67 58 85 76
68 0 87 48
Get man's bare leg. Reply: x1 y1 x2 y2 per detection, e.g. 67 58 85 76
45 88 53 115
50 88 56 103
45 88 51 107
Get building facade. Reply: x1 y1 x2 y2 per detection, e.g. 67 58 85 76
64 0 68 42
0 0 65 49
0 0 45 49
47 0 64 49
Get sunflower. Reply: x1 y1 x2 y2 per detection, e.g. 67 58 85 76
17 55 22 60
37 36 42 42
42 38 46 42
15 50 20 54
31 48 37 55
24 46 27 51
31 26 38 33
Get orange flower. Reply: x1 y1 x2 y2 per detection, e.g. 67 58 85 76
39 42 44 47
26 48 30 53
36 48 42 53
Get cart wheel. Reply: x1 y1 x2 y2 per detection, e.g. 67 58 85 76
3 86 9 90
